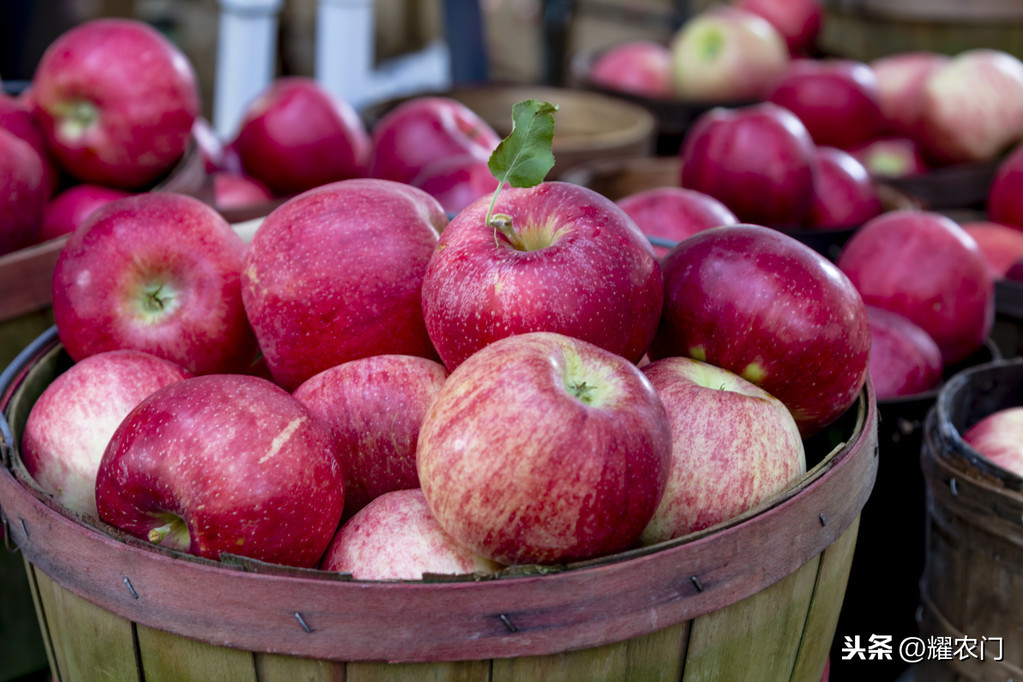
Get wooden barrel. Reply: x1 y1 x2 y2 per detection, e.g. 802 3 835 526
830 339 1000 681
919 356 1023 681
819 0 1023 62
0 327 878 682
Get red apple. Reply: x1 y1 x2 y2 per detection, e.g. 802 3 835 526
30 18 200 188
962 407 1023 477
869 51 949 138
616 186 739 259
987 141 1023 230
865 305 943 400
680 102 818 228
962 220 1023 279
766 58 886 150
231 76 370 196
639 356 806 544
95 374 345 568
651 224 871 436
847 136 929 179
669 6 790 102
241 178 445 390
39 183 132 242
320 489 502 579
0 91 58 197
733 0 823 56
407 153 500 215
0 127 46 256
292 354 449 520
210 171 274 211
421 181 663 370
21 350 192 518
588 40 674 99
369 96 501 187
916 49 1023 165
805 146 883 229
51 192 259 375
836 209 994 365
417 331 672 566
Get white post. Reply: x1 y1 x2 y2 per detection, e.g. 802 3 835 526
213 0 285 140
315 0 376 109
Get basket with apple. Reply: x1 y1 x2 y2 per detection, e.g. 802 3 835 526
0 97 879 681
916 356 1023 681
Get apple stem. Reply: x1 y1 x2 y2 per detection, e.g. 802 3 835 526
148 523 173 545
489 213 526 250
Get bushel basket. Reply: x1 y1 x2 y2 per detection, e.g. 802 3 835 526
0 327 878 681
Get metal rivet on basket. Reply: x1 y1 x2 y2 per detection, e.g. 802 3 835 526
19 518 28 539
123 577 139 600
294 612 312 633
819 513 828 527
691 576 704 592
498 614 518 633
950 478 959 496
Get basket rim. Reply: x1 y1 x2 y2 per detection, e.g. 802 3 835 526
0 327 879 663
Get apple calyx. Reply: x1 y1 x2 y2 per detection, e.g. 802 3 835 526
147 512 191 551
54 99 100 141
484 99 558 243
135 279 180 320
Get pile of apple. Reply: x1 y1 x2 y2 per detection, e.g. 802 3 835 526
0 17 511 262
11 69 875 579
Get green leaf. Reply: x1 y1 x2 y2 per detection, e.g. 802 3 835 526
485 99 558 231
488 99 558 189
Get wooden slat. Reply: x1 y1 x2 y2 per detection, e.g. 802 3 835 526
791 517 860 682
136 624 258 682
0 547 48 680
681 554 821 681
0 239 64 324
348 660 491 682
32 569 138 681
254 653 344 682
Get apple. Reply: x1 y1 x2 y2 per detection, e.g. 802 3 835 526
416 331 672 566
961 220 1023 279
804 146 883 230
869 51 949 138
30 18 200 189
95 373 345 568
407 153 500 215
210 171 274 211
20 350 192 518
615 186 739 259
733 0 823 56
916 49 1023 165
1007 257 1023 283
847 136 929 179
0 127 47 256
39 183 132 242
51 192 259 375
987 141 1023 230
962 407 1023 477
639 356 806 544
836 209 993 366
865 305 943 400
241 178 446 391
650 224 871 436
766 59 886 150
669 6 790 102
679 102 818 228
230 76 371 197
588 40 674 99
420 181 663 370
320 489 502 579
292 354 449 520
369 96 502 187
0 90 58 198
